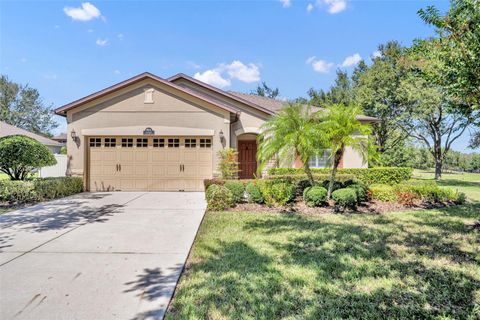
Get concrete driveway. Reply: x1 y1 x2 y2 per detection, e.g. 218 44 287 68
0 192 206 320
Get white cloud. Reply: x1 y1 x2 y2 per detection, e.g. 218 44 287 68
341 53 362 67
307 3 314 12
193 60 261 87
306 56 333 74
222 60 260 83
322 0 347 14
280 0 291 8
194 70 231 88
96 38 109 46
114 70 121 75
87 29 94 33
64 2 101 22
372 50 382 58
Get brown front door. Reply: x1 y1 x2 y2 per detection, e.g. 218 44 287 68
238 140 257 179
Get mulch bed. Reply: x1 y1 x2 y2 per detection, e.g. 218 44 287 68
228 199 455 215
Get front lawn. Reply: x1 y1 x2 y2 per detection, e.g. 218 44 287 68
167 207 479 319
413 170 480 201
167 172 480 319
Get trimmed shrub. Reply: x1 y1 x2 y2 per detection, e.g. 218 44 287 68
204 178 225 190
369 184 397 202
218 148 239 179
268 167 413 185
224 181 245 203
395 181 457 203
332 188 357 212
206 185 234 210
0 135 56 180
321 180 344 193
297 179 314 195
0 180 36 204
33 177 83 201
347 182 368 203
396 191 416 206
245 182 264 204
303 186 328 207
260 180 295 206
456 192 467 204
0 177 83 204
265 173 356 184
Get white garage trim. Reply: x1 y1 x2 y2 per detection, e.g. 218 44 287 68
82 126 214 137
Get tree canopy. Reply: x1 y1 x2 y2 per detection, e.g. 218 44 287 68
0 75 58 136
251 82 280 99
0 135 56 180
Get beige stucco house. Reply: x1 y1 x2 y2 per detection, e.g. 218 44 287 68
55 72 378 192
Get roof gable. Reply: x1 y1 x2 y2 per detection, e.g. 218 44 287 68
168 73 276 116
54 72 239 116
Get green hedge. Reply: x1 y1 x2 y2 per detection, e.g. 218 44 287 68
332 188 357 212
0 177 84 204
33 177 84 201
267 167 413 185
303 186 328 207
245 182 264 204
260 180 296 206
224 181 245 204
369 184 397 202
206 184 234 210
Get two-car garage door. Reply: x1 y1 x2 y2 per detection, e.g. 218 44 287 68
88 136 212 191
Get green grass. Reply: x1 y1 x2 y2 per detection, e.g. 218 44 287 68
413 170 480 202
167 172 480 319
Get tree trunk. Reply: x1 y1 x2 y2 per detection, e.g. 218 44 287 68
434 157 442 180
433 141 442 180
304 163 315 186
327 148 344 199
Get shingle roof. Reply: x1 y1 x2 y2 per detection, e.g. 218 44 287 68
228 91 286 113
0 121 63 147
228 92 380 123
52 133 67 141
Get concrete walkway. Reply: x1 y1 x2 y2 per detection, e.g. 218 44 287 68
0 192 206 320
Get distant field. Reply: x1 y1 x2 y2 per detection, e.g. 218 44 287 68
413 170 480 202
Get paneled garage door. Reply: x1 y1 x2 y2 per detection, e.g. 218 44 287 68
88 136 212 191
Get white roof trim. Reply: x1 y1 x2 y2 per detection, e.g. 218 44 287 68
81 126 214 136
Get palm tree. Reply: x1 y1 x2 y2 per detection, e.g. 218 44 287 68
321 104 372 199
257 103 326 185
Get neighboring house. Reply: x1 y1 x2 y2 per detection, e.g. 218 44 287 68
54 72 378 192
52 133 67 145
0 121 63 154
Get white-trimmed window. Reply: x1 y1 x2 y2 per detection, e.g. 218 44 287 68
136 138 148 148
153 138 165 148
168 138 180 148
185 138 196 148
309 150 331 168
89 138 101 147
104 138 116 147
122 138 133 148
200 138 211 148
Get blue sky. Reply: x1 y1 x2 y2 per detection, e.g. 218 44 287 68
2 0 474 152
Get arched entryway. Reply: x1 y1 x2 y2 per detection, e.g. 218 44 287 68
237 133 258 179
